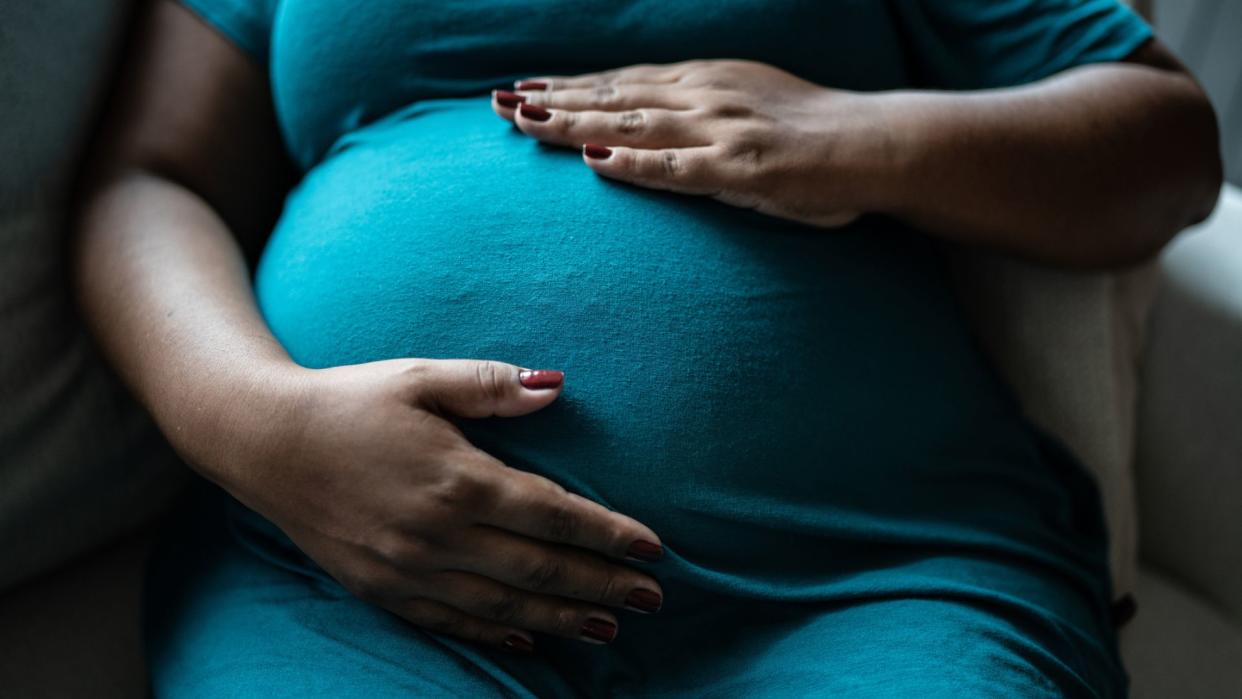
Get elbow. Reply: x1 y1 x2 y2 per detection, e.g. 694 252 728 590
1166 76 1225 235
1183 137 1224 231
1096 79 1224 270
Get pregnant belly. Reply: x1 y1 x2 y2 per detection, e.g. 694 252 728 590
255 96 1056 591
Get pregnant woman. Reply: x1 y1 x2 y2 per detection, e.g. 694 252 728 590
73 0 1221 696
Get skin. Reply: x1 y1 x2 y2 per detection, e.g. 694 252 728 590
72 0 1221 657
493 47 1221 268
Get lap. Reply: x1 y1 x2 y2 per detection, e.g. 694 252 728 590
145 493 561 698
145 490 1118 698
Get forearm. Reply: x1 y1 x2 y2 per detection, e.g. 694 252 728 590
865 62 1222 268
72 170 304 490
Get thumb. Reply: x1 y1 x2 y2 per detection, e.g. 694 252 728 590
407 358 564 418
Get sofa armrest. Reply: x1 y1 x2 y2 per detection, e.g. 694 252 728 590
1134 183 1242 624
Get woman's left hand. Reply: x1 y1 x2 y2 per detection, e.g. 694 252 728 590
492 59 886 229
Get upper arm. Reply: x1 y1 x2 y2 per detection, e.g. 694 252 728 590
80 0 295 255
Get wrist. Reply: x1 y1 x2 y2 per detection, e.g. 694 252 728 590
807 88 905 218
159 356 315 497
862 89 967 224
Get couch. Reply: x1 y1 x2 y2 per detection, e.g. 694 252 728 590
2 1 1239 696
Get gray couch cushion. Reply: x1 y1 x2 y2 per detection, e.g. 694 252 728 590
0 533 152 699
0 0 186 592
1121 564 1242 698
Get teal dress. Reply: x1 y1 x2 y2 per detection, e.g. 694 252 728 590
149 1 1152 696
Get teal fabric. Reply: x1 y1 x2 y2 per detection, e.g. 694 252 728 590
155 1 1153 696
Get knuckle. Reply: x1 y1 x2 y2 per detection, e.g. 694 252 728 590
714 188 763 211
483 589 526 623
615 110 647 135
373 532 431 569
728 141 764 172
543 500 580 541
603 526 630 558
521 555 567 592
660 150 684 179
553 109 578 135
427 470 484 512
713 58 757 77
552 606 583 635
343 568 389 604
595 572 623 604
591 84 620 107
683 71 731 91
474 360 509 401
706 101 753 119
406 599 456 633
397 359 434 401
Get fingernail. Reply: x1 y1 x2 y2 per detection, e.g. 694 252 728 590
518 103 551 122
518 369 563 390
502 634 535 654
580 618 617 644
583 144 613 160
494 90 526 109
515 80 548 91
624 588 662 614
625 539 663 562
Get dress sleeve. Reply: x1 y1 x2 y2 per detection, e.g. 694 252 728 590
891 0 1154 89
176 0 279 64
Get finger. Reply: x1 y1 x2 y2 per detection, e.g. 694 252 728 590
520 83 696 112
581 144 730 197
404 358 564 419
422 569 621 644
492 84 696 123
445 524 664 613
491 88 527 120
515 62 689 91
381 596 538 654
512 105 712 150
477 462 665 564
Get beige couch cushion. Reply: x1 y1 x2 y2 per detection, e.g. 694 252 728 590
1134 184 1242 624
948 249 1158 601
0 0 186 592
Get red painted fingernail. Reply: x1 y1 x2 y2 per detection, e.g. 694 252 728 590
515 80 548 91
626 539 663 562
494 90 526 108
624 588 662 614
502 634 535 654
580 618 617 644
518 103 551 122
518 369 563 390
583 144 613 160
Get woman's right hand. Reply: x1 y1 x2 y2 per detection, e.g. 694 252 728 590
73 0 664 657
226 357 666 654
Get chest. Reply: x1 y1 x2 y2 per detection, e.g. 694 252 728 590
268 0 910 167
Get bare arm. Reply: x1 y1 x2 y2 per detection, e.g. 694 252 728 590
872 39 1223 268
72 0 668 652
73 0 299 488
493 39 1222 269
